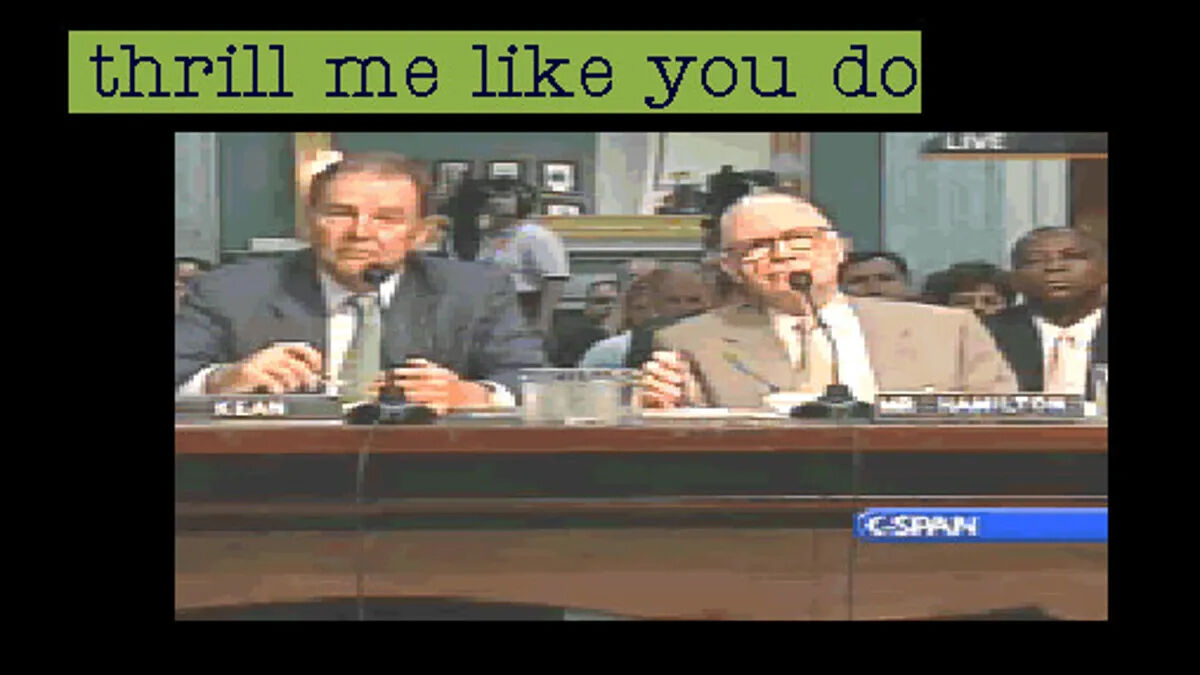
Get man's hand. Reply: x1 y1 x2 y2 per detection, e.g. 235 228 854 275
369 358 491 415
638 350 690 409
206 343 323 394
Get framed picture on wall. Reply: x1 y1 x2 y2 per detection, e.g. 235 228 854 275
434 160 473 195
543 200 583 216
487 160 523 182
540 161 577 193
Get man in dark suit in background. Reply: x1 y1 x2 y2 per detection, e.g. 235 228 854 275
549 279 619 367
838 251 914 300
175 152 544 413
985 227 1107 398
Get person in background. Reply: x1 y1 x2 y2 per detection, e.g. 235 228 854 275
550 279 620 367
984 227 1107 397
580 266 713 368
838 251 913 300
619 268 666 333
175 152 543 414
921 261 1015 318
175 257 212 314
637 193 1016 408
453 178 570 339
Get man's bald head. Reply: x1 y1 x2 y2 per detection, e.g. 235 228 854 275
718 193 848 312
719 193 836 246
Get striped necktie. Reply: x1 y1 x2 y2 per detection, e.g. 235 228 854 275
1045 330 1076 393
794 316 833 395
341 293 382 402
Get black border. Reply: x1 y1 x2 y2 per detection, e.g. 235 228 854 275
57 17 1138 631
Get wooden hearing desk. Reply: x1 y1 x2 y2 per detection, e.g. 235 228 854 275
175 422 1108 620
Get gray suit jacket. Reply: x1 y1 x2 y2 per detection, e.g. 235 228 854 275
174 249 546 395
654 296 1018 407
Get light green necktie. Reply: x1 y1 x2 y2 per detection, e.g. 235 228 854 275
341 293 382 403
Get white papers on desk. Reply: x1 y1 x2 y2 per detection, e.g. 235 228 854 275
640 408 788 420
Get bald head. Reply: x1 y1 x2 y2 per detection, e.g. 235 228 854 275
718 193 847 311
719 193 836 245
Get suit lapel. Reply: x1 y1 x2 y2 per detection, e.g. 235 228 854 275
1015 307 1044 390
1091 308 1108 364
847 297 915 390
381 257 440 367
1086 307 1108 399
988 305 1043 392
260 251 327 355
708 304 792 393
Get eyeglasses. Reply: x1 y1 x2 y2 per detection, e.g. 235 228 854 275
722 228 835 262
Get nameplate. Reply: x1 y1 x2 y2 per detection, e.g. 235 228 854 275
175 395 343 420
874 393 1085 420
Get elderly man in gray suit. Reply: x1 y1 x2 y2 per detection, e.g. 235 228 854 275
639 193 1016 408
175 152 545 414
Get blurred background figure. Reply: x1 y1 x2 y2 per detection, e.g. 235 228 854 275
620 268 664 333
653 264 710 321
838 251 912 300
446 177 569 338
921 261 1015 318
578 270 663 368
580 265 713 368
551 279 620 367
175 257 212 314
984 227 1107 397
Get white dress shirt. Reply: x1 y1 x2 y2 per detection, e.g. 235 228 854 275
177 269 515 406
768 294 878 402
1033 307 1103 395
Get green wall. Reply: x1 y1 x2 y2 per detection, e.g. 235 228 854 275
218 133 296 255
810 132 882 253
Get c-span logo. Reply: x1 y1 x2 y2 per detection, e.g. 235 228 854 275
854 508 1107 543
858 513 981 539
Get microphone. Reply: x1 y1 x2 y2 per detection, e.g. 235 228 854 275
789 272 844 395
362 265 392 287
721 351 780 394
788 271 812 292
345 356 437 425
786 272 871 420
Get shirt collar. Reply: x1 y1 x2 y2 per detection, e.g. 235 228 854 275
318 268 401 313
769 292 852 326
1033 306 1104 341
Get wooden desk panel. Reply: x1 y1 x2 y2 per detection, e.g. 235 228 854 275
175 424 1107 620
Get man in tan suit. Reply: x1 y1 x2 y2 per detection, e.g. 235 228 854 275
639 194 1016 408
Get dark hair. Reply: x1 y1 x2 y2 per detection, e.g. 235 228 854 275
926 261 1015 305
838 251 911 283
478 177 538 220
175 257 212 273
308 152 432 216
1011 226 1107 268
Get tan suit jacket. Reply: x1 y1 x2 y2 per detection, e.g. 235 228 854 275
654 296 1017 407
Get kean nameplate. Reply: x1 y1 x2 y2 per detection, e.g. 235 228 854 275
175 395 343 420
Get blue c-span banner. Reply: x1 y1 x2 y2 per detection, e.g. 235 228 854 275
854 508 1107 543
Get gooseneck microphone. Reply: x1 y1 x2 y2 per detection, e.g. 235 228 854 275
362 264 392 288
787 272 870 418
789 272 844 393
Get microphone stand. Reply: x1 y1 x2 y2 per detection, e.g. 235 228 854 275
788 272 872 421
